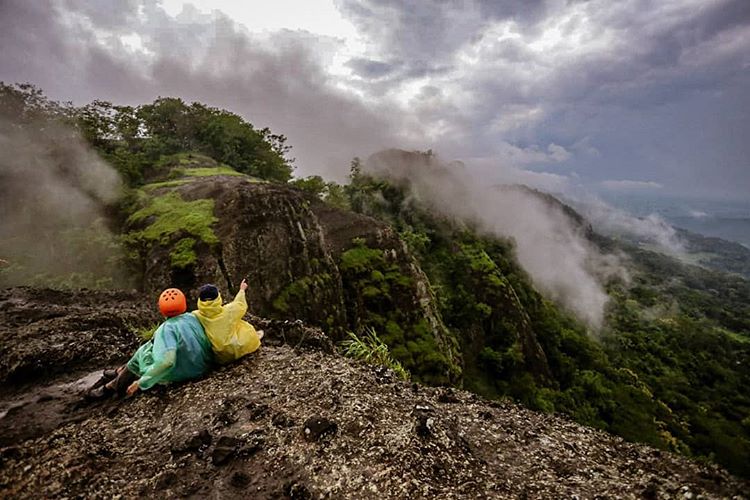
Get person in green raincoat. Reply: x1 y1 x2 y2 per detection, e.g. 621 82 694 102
86 288 214 399
193 279 262 364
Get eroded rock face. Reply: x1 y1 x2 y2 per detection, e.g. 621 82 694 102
131 176 461 383
135 178 347 333
313 202 463 384
0 293 746 498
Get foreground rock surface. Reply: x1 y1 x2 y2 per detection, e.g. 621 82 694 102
0 289 748 499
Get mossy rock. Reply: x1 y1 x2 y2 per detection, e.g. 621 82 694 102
127 191 219 247
338 239 460 385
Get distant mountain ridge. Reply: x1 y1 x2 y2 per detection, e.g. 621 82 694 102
674 227 750 278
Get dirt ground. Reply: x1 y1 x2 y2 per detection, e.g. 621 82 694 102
0 287 747 499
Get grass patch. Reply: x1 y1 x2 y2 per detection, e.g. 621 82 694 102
143 179 193 190
126 192 219 268
170 237 198 268
181 166 246 177
340 243 385 273
719 327 750 344
128 192 219 245
128 322 160 341
157 152 218 168
341 328 410 380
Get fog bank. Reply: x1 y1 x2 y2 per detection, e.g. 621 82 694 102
0 117 124 287
365 150 626 330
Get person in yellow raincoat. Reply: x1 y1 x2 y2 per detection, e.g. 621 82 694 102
192 279 262 364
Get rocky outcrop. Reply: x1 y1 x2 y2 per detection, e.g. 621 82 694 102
0 287 157 392
126 165 460 384
313 202 462 384
132 177 347 334
0 288 746 498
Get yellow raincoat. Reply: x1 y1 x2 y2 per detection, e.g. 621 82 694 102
192 289 261 364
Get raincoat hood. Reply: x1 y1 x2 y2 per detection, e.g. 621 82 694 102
197 294 224 318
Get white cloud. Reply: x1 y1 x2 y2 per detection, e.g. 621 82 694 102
568 195 685 254
493 142 572 166
601 179 663 190
460 156 572 193
365 150 620 329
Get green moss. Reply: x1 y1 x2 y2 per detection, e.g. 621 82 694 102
272 274 332 313
170 237 198 268
142 179 193 190
385 320 404 339
127 191 219 246
176 165 264 182
340 245 385 272
362 285 384 298
338 239 460 384
476 302 492 318
386 269 412 287
156 153 265 182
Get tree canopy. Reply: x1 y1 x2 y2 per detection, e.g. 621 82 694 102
1 83 295 185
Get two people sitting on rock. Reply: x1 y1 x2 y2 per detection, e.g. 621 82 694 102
86 280 262 399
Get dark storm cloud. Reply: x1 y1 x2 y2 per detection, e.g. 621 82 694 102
346 58 399 79
336 0 490 72
335 0 548 67
333 0 750 197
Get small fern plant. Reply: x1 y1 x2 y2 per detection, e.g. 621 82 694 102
341 328 410 381
127 322 160 341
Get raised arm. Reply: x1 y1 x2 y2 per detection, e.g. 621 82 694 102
224 278 249 321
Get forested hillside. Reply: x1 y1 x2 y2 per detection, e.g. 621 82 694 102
1 83 748 477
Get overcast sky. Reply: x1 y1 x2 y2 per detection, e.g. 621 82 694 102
1 0 748 199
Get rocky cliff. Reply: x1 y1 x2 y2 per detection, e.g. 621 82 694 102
0 288 746 498
125 155 462 384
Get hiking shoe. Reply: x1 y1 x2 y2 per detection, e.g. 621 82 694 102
84 385 115 401
86 370 116 394
110 368 138 395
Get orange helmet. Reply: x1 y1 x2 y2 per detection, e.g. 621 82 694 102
158 288 187 317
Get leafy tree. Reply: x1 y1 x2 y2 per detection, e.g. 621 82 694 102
290 175 327 198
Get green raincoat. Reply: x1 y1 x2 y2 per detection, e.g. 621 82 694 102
127 313 213 390
193 289 261 364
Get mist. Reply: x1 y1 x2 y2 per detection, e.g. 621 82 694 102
566 195 686 254
365 150 626 330
0 116 125 288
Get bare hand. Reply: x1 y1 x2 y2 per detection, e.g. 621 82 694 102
240 279 248 291
126 381 140 396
